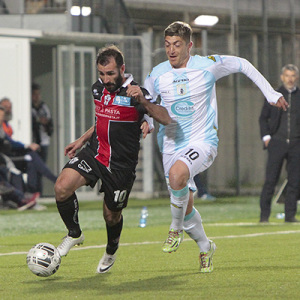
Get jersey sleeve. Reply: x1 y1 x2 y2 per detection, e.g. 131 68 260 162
141 86 156 103
144 72 159 102
210 55 283 105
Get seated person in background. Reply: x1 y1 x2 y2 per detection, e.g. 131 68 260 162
0 107 39 210
0 97 13 137
0 103 57 195
0 159 39 211
0 97 40 152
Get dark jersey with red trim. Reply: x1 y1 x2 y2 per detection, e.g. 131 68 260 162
87 75 150 170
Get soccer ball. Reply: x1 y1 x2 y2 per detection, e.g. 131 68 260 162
26 243 61 277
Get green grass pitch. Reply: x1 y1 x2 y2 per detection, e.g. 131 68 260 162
0 196 299 299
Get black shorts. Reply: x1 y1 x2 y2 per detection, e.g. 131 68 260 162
64 146 136 211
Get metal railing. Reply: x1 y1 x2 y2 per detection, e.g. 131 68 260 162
2 0 137 35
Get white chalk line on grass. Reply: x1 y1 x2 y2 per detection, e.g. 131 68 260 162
206 222 283 226
1 228 300 257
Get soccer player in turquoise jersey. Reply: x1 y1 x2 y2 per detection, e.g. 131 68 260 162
144 21 288 272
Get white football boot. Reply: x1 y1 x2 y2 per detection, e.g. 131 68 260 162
96 252 116 274
57 233 85 257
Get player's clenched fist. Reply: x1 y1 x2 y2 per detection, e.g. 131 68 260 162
126 84 143 101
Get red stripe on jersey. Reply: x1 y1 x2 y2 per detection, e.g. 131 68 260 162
94 88 139 167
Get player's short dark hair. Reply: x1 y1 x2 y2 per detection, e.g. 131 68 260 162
96 45 124 68
164 21 192 44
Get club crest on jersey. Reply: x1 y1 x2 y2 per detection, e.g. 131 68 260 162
103 94 111 105
176 84 187 96
113 96 131 106
78 160 92 173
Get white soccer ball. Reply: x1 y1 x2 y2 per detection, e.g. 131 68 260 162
26 243 61 277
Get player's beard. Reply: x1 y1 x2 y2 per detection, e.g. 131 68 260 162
104 71 123 93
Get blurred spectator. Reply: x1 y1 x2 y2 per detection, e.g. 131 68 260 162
0 100 57 195
194 172 216 201
0 97 40 157
0 97 13 137
0 106 39 210
0 0 9 14
31 83 53 162
259 64 300 223
0 162 39 211
32 83 54 195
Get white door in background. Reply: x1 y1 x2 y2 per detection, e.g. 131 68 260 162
0 37 31 143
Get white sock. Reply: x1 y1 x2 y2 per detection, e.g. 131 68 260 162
183 207 210 252
169 185 189 231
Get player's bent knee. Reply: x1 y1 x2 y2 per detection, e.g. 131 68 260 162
55 169 87 201
104 211 122 227
169 166 189 190
169 162 189 190
54 177 73 202
169 172 188 190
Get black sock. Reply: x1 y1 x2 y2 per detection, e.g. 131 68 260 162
106 215 123 255
56 193 81 238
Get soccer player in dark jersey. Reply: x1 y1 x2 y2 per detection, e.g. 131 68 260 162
55 45 171 273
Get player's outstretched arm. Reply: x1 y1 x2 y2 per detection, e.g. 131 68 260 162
126 84 171 125
214 56 288 110
64 125 95 158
